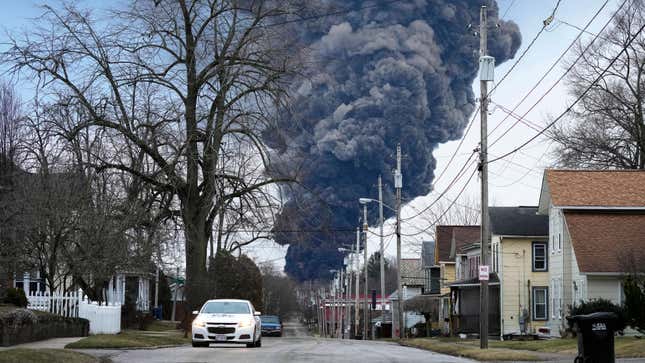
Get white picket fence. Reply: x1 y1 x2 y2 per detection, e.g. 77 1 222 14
78 300 121 334
27 291 121 334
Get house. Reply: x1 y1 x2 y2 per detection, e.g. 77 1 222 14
449 241 501 336
421 241 440 295
434 225 480 331
537 169 645 336
13 269 154 312
489 206 549 337
391 258 425 337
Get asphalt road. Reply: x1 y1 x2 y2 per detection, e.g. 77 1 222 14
82 320 473 363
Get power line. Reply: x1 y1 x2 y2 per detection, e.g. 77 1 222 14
399 166 478 238
489 12 645 164
487 0 615 147
399 152 477 222
427 0 565 199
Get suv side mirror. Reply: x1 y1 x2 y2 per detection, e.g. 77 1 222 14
192 310 199 315
254 311 261 316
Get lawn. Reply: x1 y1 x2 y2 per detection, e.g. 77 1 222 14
490 336 645 358
145 320 180 332
404 336 645 360
0 348 105 363
65 330 189 349
490 338 577 354
402 338 541 361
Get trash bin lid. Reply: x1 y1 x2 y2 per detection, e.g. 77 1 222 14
567 312 618 322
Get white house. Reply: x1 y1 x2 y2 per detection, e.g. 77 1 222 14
537 169 645 336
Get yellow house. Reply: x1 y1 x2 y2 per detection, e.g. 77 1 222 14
490 206 550 338
434 225 480 331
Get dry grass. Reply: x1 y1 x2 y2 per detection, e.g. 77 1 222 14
490 338 577 354
65 330 188 349
490 336 645 358
145 320 179 332
614 337 645 358
402 338 541 361
0 348 105 363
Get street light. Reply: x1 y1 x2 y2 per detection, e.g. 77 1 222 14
359 186 394 339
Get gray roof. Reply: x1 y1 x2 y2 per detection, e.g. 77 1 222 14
489 206 548 237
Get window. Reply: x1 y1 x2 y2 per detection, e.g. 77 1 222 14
532 242 548 271
532 287 548 320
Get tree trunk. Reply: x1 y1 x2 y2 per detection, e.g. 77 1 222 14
182 205 211 311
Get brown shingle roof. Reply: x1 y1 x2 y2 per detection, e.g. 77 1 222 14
546 169 645 207
565 212 645 273
435 225 480 263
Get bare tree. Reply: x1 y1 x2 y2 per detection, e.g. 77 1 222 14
3 1 301 308
548 0 645 169
406 194 480 254
0 81 24 292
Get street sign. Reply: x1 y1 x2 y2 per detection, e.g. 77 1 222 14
479 265 490 281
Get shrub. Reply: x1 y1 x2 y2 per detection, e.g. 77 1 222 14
623 276 645 333
569 298 626 331
3 288 28 308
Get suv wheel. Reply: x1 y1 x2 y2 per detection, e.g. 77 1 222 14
255 337 262 347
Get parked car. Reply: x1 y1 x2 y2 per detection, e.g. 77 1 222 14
260 315 283 337
191 299 262 348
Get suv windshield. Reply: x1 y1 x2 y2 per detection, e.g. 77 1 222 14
202 301 250 314
261 315 280 323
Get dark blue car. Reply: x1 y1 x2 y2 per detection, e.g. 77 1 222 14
260 315 282 337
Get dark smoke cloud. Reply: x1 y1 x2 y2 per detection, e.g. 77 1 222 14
265 0 521 281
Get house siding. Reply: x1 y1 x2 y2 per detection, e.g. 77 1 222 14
587 276 623 305
498 236 549 335
547 206 565 335
440 263 456 295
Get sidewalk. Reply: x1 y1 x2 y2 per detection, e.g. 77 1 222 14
0 337 85 351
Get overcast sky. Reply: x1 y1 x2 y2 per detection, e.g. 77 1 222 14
0 0 621 271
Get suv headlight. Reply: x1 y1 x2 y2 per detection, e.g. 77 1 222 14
192 317 206 328
238 318 254 328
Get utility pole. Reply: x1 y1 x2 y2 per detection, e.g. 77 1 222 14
338 268 343 339
354 227 360 338
346 262 351 339
362 204 369 339
322 288 327 337
331 278 335 338
478 5 493 350
378 175 386 324
395 143 403 340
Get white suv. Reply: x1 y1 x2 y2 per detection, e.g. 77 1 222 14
191 299 262 348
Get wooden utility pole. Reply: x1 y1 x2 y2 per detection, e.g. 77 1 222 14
479 5 491 350
355 227 360 337
362 204 369 339
378 175 386 323
395 144 403 340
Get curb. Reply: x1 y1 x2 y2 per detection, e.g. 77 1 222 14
69 343 189 350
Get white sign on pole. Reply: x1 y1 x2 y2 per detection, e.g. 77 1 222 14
479 265 490 281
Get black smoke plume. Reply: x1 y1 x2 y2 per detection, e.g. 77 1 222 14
264 0 521 281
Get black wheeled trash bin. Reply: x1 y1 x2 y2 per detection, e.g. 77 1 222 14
567 312 619 363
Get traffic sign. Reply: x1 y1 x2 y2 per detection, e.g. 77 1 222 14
479 265 490 281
